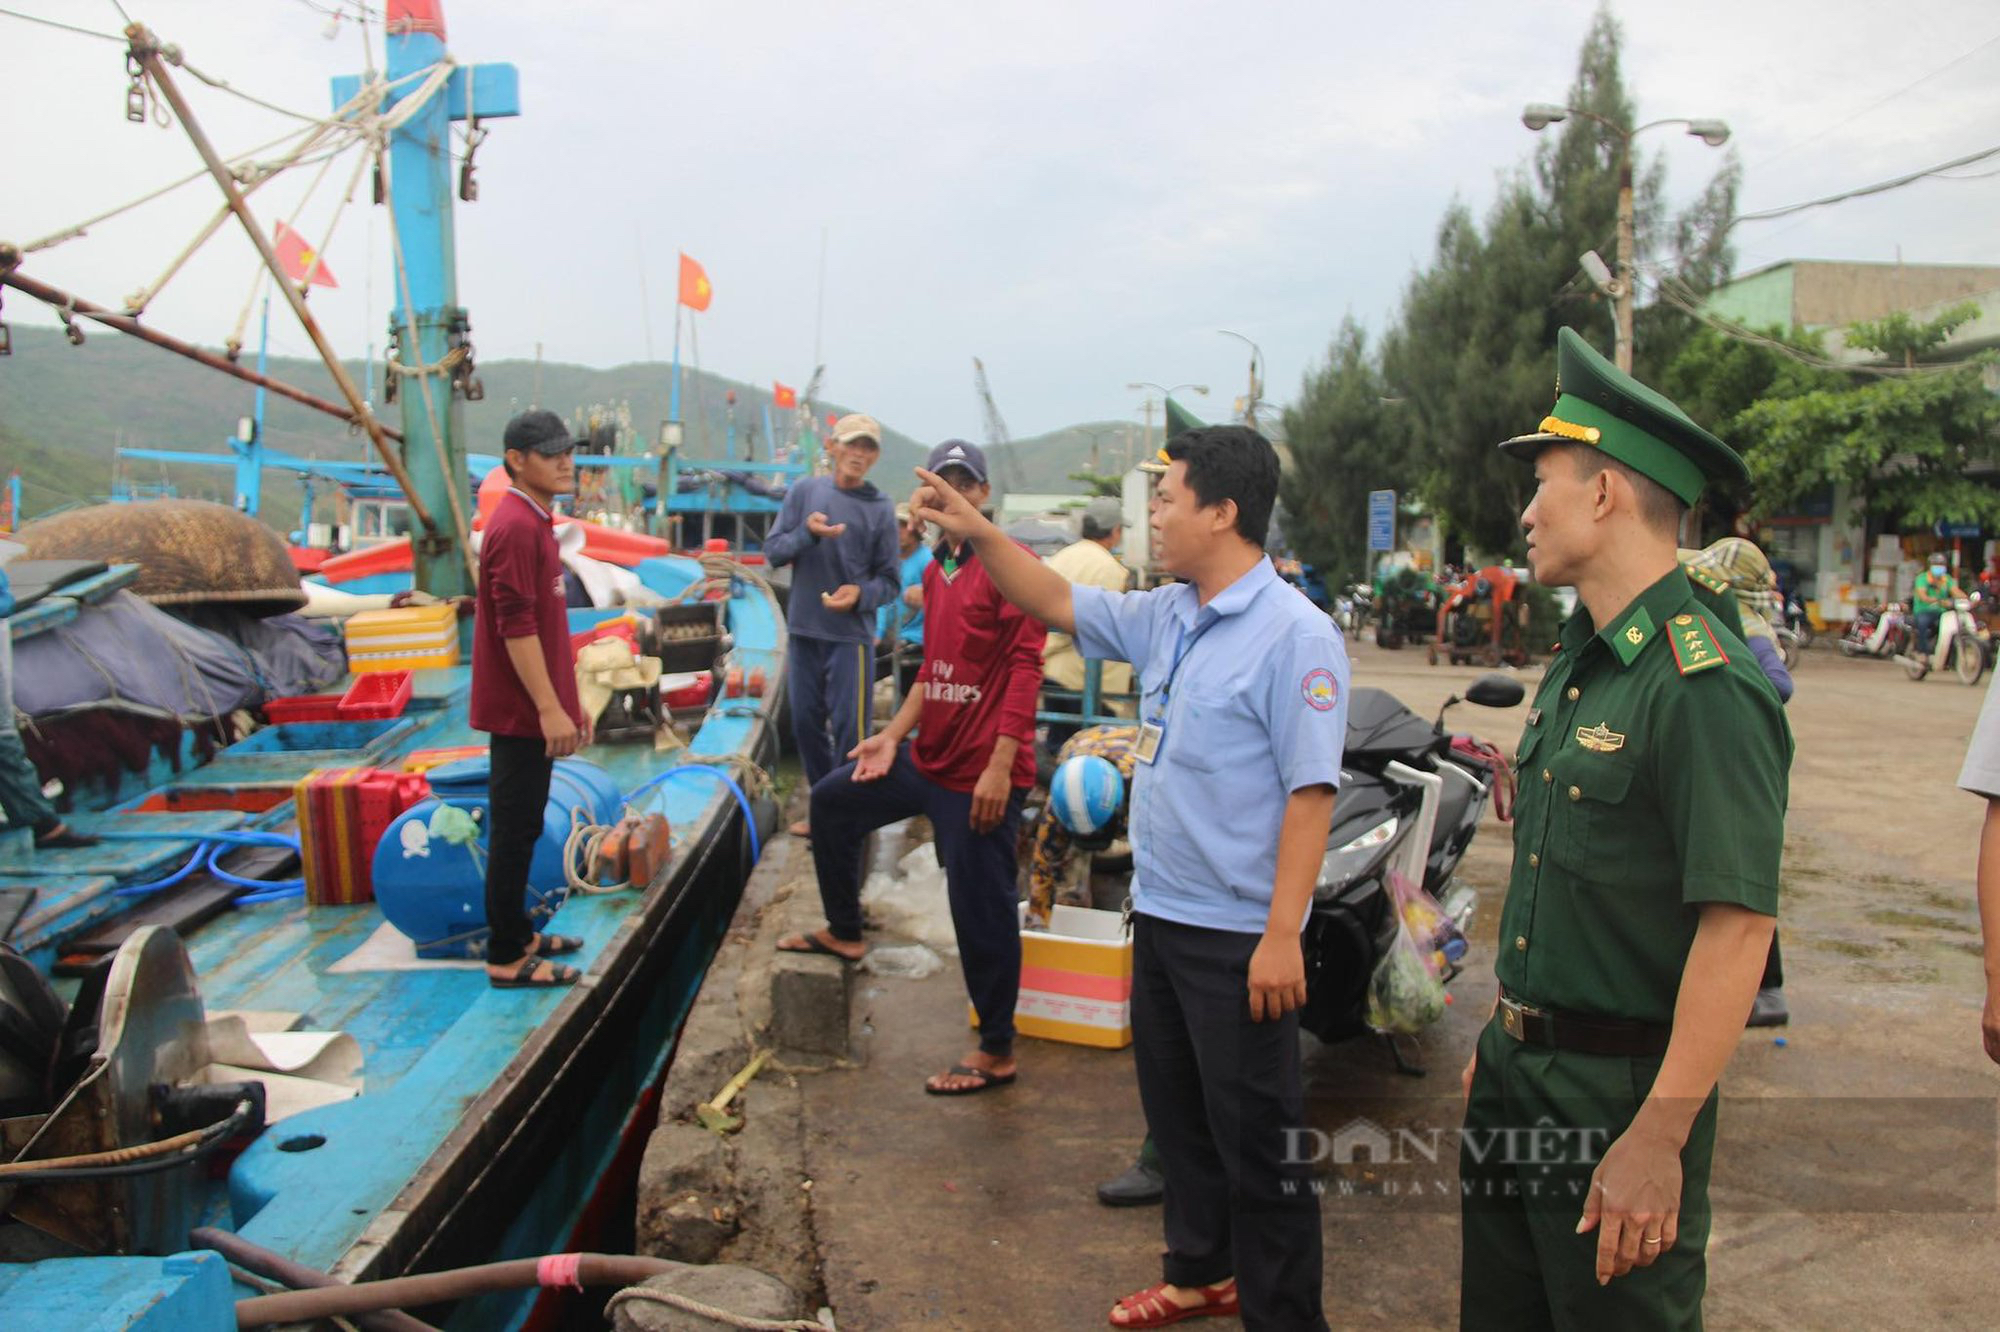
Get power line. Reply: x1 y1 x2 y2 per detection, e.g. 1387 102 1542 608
0 6 123 42
1730 141 2000 228
1752 29 2000 173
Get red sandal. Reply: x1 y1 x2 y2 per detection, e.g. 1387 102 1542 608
1107 1279 1239 1328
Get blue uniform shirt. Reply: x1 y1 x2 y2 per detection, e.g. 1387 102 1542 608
1073 558 1349 935
876 544 933 646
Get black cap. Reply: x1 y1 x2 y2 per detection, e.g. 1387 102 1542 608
925 438 989 484
503 409 578 456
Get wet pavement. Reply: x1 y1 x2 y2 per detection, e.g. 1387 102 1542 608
672 639 2000 1330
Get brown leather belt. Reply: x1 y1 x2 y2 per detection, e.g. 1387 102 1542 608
1496 990 1671 1058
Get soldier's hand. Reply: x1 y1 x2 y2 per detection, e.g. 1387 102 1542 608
1577 1125 1683 1284
1247 931 1307 1022
806 511 847 539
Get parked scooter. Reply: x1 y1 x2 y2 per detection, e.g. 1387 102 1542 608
1839 602 1913 661
1902 595 1988 686
1298 672 1523 1057
1783 588 1814 649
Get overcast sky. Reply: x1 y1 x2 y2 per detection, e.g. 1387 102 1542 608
4 0 1998 444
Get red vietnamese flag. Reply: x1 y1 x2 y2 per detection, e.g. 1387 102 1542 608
274 220 337 288
826 412 838 429
677 253 712 311
773 381 798 409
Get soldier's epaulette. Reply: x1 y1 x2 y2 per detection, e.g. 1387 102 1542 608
1666 612 1729 677
1685 566 1729 597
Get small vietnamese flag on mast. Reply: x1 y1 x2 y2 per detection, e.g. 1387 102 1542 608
773 381 798 409
274 220 337 288
677 253 712 311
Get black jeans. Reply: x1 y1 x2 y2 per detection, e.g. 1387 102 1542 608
809 746 1025 1057
484 734 553 966
1132 914 1327 1330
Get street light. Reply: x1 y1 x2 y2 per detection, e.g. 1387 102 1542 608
1520 103 1731 372
1126 381 1209 467
1217 330 1265 425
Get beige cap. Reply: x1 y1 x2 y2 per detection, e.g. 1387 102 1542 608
829 413 882 447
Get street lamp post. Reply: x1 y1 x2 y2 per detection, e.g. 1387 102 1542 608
1217 330 1265 424
1126 380 1209 467
1520 103 1730 373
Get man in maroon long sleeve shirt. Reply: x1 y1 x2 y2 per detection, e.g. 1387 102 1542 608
778 440 1046 1095
472 410 593 988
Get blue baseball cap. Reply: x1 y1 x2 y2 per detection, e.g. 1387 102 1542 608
926 438 989 484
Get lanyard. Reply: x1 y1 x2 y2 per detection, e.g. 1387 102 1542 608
1160 616 1219 701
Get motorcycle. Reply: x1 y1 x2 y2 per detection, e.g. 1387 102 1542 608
1839 602 1914 661
1783 588 1814 649
1901 595 1987 686
1298 672 1524 1062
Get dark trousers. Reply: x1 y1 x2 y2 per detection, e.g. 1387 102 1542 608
1132 914 1327 1330
1762 932 1784 990
1915 608 1942 654
789 635 875 789
1459 1019 1716 1331
484 733 552 966
809 747 1025 1056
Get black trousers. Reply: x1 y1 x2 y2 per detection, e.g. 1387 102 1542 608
809 746 1026 1056
484 733 553 966
1132 914 1327 1330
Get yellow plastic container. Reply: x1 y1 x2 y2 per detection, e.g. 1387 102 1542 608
972 904 1133 1049
343 604 460 672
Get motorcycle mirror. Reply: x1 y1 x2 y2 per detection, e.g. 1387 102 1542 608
1464 673 1526 709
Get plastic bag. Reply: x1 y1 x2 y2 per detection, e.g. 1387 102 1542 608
1365 871 1452 1034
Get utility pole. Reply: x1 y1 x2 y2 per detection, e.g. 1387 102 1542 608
1614 149 1635 373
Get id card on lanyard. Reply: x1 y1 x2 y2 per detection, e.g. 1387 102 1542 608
1136 616 1217 765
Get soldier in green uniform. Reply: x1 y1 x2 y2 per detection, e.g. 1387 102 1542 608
1458 327 1792 1330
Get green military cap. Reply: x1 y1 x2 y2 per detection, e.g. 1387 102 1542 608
1499 326 1748 505
1138 396 1211 474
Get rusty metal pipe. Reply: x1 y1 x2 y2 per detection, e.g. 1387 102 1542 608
189 1227 437 1332
0 266 404 444
125 24 441 539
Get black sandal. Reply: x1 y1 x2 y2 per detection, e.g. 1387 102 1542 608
489 956 581 989
530 933 584 956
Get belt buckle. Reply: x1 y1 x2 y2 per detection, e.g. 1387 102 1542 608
1497 994 1539 1040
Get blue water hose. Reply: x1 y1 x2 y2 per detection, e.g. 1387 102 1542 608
623 764 762 863
92 828 306 901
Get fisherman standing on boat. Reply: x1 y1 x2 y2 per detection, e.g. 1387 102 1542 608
779 440 1048 1098
0 558 98 851
472 411 592 989
911 426 1343 1331
765 413 902 837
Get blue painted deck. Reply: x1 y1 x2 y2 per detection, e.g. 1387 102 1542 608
0 556 787 1330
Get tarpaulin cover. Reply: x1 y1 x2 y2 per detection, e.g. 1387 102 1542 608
13 591 266 721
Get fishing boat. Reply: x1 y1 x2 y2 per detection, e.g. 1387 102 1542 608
0 5 789 1327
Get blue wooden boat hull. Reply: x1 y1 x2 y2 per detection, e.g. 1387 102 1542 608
0 557 787 1331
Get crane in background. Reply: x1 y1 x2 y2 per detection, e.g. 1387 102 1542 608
971 356 1027 498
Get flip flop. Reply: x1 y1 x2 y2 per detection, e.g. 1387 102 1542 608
1107 1280 1239 1328
923 1064 1017 1096
530 933 584 956
488 957 581 989
776 932 862 962
33 826 100 850
788 820 811 839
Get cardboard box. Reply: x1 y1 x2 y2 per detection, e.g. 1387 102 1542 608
980 903 1133 1049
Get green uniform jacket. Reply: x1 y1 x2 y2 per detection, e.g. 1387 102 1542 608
1496 567 1792 1027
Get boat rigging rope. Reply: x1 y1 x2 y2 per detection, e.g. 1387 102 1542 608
0 6 124 43
602 1287 828 1332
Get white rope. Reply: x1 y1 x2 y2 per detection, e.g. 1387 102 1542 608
562 806 634 895
226 262 270 356
602 1286 829 1332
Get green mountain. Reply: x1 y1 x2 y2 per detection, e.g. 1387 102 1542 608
0 324 1123 528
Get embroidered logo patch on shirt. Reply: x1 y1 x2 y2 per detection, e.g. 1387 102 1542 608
1301 668 1339 711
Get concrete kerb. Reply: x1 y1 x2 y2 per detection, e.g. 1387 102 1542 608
639 815 862 1314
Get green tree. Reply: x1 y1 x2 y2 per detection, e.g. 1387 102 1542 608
1367 6 1738 554
1730 306 1999 527
1279 318 1411 587
1065 470 1123 498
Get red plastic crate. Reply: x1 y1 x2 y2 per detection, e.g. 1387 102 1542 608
265 694 347 724
295 766 432 905
663 672 712 710
337 670 413 720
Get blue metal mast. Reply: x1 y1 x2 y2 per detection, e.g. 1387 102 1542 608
333 0 517 598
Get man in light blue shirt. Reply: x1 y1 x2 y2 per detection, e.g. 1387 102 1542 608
912 425 1344 1331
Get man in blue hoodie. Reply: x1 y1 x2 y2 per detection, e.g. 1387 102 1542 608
766 413 901 835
